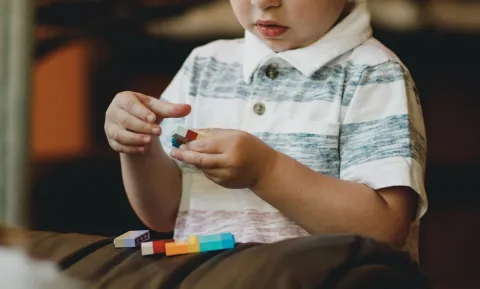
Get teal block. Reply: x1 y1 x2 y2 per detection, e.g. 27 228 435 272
220 233 235 249
171 137 180 148
198 234 222 243
199 240 223 252
198 233 235 252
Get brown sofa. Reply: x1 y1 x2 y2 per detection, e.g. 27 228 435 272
14 228 434 289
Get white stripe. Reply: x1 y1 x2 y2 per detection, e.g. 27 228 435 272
188 97 342 135
342 81 408 123
179 171 278 212
341 156 427 219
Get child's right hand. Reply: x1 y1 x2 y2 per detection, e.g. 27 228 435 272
104 91 191 154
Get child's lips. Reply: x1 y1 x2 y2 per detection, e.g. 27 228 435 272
255 20 288 38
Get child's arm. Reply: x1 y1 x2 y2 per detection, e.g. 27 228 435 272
250 151 417 248
107 48 197 232
120 136 183 233
105 90 191 232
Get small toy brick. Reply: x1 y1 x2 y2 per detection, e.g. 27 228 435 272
114 230 150 248
198 233 231 252
165 235 200 256
141 239 173 256
165 241 189 256
185 129 198 141
220 233 235 249
171 137 181 148
171 126 206 148
172 126 188 140
187 235 200 253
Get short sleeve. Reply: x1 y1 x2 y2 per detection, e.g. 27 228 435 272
158 49 197 156
339 61 427 219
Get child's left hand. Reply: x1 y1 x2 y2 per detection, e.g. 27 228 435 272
170 129 277 190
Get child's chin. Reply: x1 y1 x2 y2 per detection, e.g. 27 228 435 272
261 38 296 53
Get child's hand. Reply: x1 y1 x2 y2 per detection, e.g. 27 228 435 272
104 91 191 154
170 129 277 189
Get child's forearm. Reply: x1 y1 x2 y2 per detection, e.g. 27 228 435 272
251 152 416 248
120 138 182 232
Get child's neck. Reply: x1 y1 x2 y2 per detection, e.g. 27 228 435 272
335 2 356 27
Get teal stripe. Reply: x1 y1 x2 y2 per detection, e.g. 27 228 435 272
254 132 340 177
185 57 409 109
342 62 408 107
340 114 426 170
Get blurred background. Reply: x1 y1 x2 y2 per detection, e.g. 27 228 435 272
0 0 479 288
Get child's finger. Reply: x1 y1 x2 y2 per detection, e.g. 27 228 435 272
108 140 147 154
115 92 157 124
146 98 191 119
106 124 153 146
170 148 223 169
185 138 224 154
115 109 161 135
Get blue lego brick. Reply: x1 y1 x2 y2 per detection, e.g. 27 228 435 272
198 233 234 252
220 233 235 249
198 234 222 243
199 240 224 252
172 137 181 148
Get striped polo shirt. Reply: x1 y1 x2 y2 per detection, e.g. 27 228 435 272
159 2 427 260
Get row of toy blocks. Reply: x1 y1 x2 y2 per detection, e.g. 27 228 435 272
113 230 150 248
141 233 235 256
171 126 205 148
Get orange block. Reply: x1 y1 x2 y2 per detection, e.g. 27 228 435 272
165 242 189 256
165 235 200 256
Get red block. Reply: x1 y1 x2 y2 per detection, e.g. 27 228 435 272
153 240 168 253
186 130 198 141
141 239 174 256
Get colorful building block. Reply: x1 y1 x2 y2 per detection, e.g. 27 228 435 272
141 239 173 256
165 235 200 256
114 230 150 248
186 129 198 141
171 126 205 148
172 137 181 148
220 233 235 249
172 126 188 141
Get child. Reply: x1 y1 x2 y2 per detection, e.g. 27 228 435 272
104 0 427 261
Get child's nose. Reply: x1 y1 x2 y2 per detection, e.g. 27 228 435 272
251 0 281 10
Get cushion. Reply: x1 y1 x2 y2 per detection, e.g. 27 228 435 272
18 229 433 289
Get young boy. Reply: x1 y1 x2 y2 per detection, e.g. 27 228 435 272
104 0 427 261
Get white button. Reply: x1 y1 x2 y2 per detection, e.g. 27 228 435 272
253 102 266 115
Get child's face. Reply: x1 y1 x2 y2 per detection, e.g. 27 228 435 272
231 0 347 52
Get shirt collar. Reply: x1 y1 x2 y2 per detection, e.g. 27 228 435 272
242 1 372 84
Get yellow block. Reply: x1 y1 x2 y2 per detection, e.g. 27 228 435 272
188 235 200 253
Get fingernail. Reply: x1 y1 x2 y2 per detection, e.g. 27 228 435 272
139 147 145 153
144 136 151 143
147 115 155 123
152 127 160 134
170 149 177 158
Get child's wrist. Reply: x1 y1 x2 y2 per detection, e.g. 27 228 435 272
250 149 279 192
